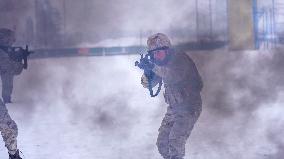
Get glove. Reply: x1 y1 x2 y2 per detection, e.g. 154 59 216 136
9 49 23 62
11 61 24 75
141 74 149 88
141 73 160 88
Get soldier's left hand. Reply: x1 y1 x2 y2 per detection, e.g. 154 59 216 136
141 74 149 88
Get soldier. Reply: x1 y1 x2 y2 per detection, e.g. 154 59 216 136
141 33 203 159
0 28 24 104
0 28 23 159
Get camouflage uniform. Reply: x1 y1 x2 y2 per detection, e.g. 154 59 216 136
0 28 22 159
0 28 24 103
0 48 24 103
142 33 203 159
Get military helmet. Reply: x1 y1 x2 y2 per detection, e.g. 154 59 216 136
147 33 171 52
0 28 15 45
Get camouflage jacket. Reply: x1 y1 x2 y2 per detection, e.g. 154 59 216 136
152 50 203 106
0 48 23 75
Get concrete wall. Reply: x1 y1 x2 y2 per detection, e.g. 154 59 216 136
228 0 255 50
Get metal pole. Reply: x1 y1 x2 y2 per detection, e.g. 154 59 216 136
265 10 268 49
270 8 274 48
63 0 66 46
209 0 213 40
253 0 259 49
272 0 276 45
44 0 47 48
34 0 37 48
195 0 199 41
139 29 142 47
262 10 265 49
264 9 268 49
225 0 228 44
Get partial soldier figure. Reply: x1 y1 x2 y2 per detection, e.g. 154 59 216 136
141 33 203 159
0 99 22 159
0 28 24 104
0 28 23 159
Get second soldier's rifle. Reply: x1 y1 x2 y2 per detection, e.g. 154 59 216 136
135 53 163 97
0 45 33 69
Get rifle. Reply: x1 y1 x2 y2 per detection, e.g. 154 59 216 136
0 45 33 69
135 53 163 97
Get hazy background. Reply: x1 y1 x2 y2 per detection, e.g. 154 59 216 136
0 0 228 48
0 0 284 159
0 50 281 159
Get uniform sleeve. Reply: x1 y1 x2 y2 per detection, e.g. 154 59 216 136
11 61 24 75
0 49 24 75
0 50 12 73
152 53 203 91
152 65 186 83
152 53 189 83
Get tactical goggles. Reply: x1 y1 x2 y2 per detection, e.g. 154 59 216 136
147 46 169 54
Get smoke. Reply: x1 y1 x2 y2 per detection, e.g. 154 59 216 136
0 0 32 27
4 55 163 159
1 0 284 159
191 49 284 116
0 48 280 159
59 0 228 44
0 0 30 14
1 0 228 47
186 49 284 159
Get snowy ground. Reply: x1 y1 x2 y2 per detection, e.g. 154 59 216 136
0 51 283 159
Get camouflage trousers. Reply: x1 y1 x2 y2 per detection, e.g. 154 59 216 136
0 100 18 155
156 101 201 159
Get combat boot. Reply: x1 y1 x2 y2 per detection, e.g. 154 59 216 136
9 150 22 159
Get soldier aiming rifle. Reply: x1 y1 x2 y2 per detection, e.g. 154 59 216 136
136 33 203 159
0 28 32 104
